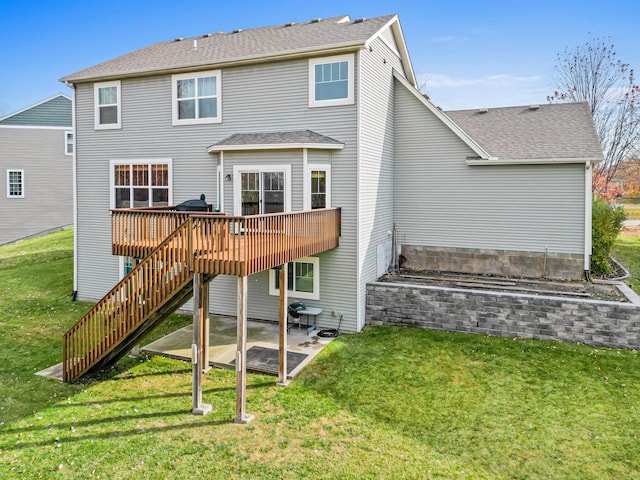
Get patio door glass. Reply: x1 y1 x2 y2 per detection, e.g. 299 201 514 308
241 171 285 215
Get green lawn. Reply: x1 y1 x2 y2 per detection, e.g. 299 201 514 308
1 230 640 479
614 228 640 292
622 204 640 220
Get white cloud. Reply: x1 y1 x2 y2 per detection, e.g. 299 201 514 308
420 73 542 88
430 35 465 43
415 72 552 110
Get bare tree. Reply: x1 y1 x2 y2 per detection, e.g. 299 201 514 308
548 37 640 194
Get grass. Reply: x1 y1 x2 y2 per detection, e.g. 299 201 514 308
614 227 640 292
1 230 640 479
622 203 640 220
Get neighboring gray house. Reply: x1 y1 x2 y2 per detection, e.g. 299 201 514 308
60 14 602 335
0 94 73 245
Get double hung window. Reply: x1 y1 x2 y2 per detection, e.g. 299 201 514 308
172 70 221 124
94 81 121 129
7 170 24 198
65 132 73 155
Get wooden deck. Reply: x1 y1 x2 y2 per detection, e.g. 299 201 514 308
112 207 341 276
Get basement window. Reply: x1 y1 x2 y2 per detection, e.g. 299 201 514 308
269 257 320 300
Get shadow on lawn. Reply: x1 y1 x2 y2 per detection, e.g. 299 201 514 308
0 412 229 451
0 378 274 451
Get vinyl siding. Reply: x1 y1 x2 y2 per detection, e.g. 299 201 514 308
357 35 404 327
393 80 585 255
0 127 73 244
75 55 360 331
0 95 72 127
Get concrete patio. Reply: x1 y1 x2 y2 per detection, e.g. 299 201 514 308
141 314 334 378
38 315 335 381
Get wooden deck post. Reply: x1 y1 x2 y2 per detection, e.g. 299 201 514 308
192 273 212 415
277 264 290 386
235 275 253 423
201 278 210 372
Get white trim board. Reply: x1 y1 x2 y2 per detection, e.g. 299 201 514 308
208 142 343 153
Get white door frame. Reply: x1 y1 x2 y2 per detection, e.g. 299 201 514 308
232 164 292 215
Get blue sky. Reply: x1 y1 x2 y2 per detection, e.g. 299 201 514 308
1 0 638 114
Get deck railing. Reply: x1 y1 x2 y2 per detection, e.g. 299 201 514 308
63 220 193 381
112 208 341 276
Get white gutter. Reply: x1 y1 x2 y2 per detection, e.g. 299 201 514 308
466 157 600 166
207 142 343 153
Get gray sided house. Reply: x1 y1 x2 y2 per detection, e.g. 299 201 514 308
0 94 73 245
61 14 602 336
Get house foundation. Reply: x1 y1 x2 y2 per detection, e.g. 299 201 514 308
401 245 584 280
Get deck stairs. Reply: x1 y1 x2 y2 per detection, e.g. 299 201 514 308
62 220 213 382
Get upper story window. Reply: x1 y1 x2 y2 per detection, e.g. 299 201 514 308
7 169 24 198
110 160 172 208
65 132 74 155
172 70 221 125
309 54 354 108
94 81 121 129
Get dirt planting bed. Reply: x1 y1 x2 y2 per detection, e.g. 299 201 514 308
380 269 629 303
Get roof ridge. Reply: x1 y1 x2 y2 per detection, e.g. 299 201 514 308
60 14 398 83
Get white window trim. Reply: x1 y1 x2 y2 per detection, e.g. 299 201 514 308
94 81 121 130
305 164 331 210
109 159 173 209
308 53 355 108
269 256 320 300
232 164 292 215
171 70 222 125
65 131 73 155
6 169 24 198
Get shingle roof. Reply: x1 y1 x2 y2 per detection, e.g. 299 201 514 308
207 130 344 152
446 102 603 162
61 15 396 83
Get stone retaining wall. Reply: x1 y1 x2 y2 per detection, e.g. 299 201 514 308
366 281 640 349
401 245 584 280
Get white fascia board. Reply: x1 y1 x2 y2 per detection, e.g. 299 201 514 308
366 15 417 87
207 143 344 153
393 71 493 160
0 125 71 130
466 157 601 166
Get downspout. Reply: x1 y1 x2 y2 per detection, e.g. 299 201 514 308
220 151 225 212
355 49 363 330
302 148 309 210
584 161 592 280
68 81 78 300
